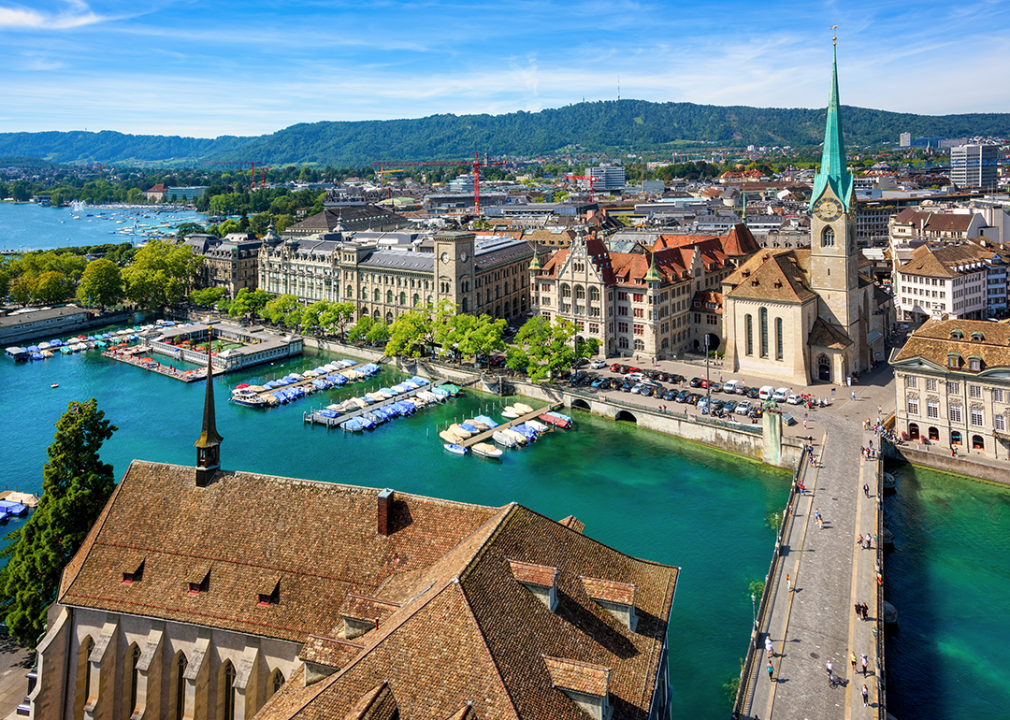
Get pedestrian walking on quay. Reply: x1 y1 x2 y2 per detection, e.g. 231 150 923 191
814 508 821 522
786 574 791 593
850 651 857 673
861 602 869 621
864 482 870 497
765 636 774 658
767 664 774 683
861 654 869 675
852 390 856 400
862 684 870 707
854 601 863 621
825 660 834 686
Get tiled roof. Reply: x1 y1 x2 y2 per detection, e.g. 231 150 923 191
893 209 980 233
892 318 1010 369
692 290 723 315
898 243 993 279
807 317 853 349
558 516 585 534
61 463 678 720
543 656 610 696
723 249 816 303
508 560 558 588
580 577 636 606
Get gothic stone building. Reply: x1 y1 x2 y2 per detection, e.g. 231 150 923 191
29 361 679 720
721 47 889 386
530 225 758 358
184 234 262 300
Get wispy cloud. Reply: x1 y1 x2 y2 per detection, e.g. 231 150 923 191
0 0 108 29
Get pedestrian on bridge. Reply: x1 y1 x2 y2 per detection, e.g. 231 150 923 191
765 636 774 658
785 574 791 593
862 684 869 707
850 651 857 673
863 483 870 497
767 664 774 683
861 654 869 675
825 660 834 686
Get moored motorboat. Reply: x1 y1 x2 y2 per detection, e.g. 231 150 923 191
493 430 519 448
448 423 472 438
501 406 520 419
514 403 533 414
525 419 550 433
503 428 528 446
472 442 503 459
231 388 270 408
444 443 468 455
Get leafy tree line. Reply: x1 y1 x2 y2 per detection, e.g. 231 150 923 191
0 400 117 647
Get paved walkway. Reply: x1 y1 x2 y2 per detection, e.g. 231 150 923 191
739 364 894 720
0 636 31 720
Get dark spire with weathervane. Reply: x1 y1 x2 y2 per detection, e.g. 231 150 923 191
194 331 223 487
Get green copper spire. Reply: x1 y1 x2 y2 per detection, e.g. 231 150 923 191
645 251 661 282
809 43 853 212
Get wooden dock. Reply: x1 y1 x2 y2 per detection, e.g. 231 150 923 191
457 402 563 448
303 386 449 428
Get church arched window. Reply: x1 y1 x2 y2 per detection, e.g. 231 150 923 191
775 317 784 360
745 314 753 356
760 307 769 358
822 227 835 247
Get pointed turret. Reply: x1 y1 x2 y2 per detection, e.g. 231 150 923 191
644 251 661 283
194 333 223 487
809 44 853 212
529 239 542 271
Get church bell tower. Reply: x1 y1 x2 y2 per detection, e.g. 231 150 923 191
808 43 861 336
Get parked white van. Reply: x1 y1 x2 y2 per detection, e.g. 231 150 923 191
723 379 743 394
773 388 790 402
759 385 775 401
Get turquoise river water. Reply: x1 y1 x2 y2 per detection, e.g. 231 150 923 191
2 330 788 718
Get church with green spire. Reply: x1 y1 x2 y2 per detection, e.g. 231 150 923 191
720 46 890 386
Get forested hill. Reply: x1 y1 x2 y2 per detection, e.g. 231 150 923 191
1 101 1007 166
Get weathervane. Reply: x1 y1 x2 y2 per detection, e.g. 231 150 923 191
831 25 838 46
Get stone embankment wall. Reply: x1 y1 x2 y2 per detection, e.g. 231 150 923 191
299 336 801 470
887 444 1010 486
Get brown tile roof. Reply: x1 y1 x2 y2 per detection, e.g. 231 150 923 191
807 317 853 349
558 516 585 534
508 560 558 588
580 577 636 606
59 462 500 644
723 249 816 303
343 682 397 720
892 318 1010 369
893 209 980 233
898 243 993 279
692 290 723 315
543 656 610 697
62 463 678 720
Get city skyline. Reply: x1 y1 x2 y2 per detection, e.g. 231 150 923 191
0 0 1008 138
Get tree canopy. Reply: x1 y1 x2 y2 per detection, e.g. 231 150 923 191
0 399 117 648
76 258 124 309
121 240 202 310
506 316 599 383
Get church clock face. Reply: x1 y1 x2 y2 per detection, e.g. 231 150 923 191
460 251 468 263
814 197 843 222
441 252 450 264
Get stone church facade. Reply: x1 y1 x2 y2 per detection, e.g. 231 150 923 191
722 48 889 386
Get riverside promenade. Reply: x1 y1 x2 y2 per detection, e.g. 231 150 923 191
737 365 894 720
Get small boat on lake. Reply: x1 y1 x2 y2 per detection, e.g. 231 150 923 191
472 442 503 459
502 406 520 419
493 430 519 449
444 443 468 455
230 388 270 408
514 403 533 414
449 424 472 439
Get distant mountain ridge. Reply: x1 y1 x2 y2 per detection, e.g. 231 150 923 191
0 100 1006 167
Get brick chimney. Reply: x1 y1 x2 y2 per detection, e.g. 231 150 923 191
377 489 394 536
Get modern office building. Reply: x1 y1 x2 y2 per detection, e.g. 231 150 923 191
950 144 1000 190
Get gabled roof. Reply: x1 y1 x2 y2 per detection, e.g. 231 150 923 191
892 209 981 233
892 318 1010 369
723 249 816 303
808 317 853 349
898 244 993 279
60 463 678 720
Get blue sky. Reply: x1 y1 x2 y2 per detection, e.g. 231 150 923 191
1 0 1008 138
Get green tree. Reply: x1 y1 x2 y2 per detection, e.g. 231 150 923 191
347 315 374 343
121 240 202 310
189 287 227 307
261 294 301 327
9 275 36 306
319 301 355 338
365 319 390 346
228 288 271 320
32 270 71 305
0 399 117 647
506 315 587 383
76 259 123 310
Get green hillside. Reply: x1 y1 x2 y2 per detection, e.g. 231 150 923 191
0 101 1005 166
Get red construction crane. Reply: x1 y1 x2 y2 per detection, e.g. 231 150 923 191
563 174 599 203
372 153 508 215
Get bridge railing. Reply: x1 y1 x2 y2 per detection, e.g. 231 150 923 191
874 446 887 718
734 444 808 716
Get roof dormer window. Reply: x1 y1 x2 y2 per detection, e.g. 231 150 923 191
257 580 280 607
187 565 211 595
508 560 559 612
122 559 145 586
972 331 985 342
950 330 964 340
947 354 962 369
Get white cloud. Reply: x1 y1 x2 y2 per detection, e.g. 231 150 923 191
0 0 107 29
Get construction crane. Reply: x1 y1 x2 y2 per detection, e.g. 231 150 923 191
255 166 272 190
371 153 508 215
562 174 600 203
